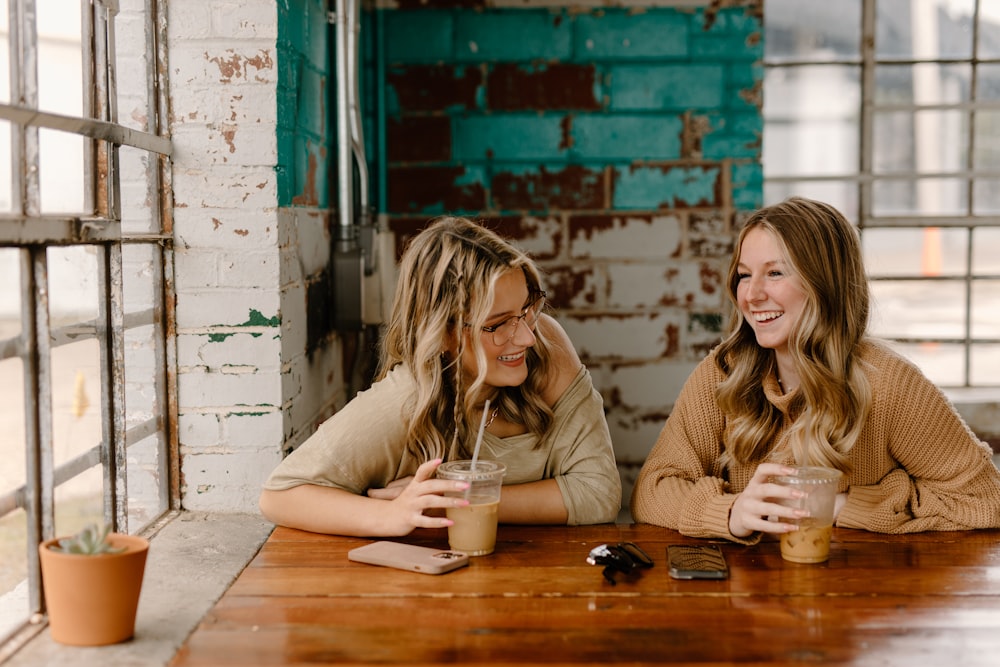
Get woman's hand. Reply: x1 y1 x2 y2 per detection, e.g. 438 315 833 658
365 459 471 535
728 463 808 538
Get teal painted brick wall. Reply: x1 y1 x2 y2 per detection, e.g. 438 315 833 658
375 5 761 217
276 0 333 208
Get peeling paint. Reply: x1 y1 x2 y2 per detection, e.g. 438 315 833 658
243 309 280 327
291 150 319 206
680 111 712 159
221 124 237 153
387 65 481 112
206 49 274 84
486 63 600 111
703 0 762 31
492 164 603 212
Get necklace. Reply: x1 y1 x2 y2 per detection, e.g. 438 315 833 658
484 406 499 429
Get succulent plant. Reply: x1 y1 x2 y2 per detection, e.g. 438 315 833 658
49 523 127 555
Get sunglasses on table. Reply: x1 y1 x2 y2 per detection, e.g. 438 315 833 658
586 542 654 586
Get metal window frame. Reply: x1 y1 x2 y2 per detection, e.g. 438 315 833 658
0 0 176 649
764 0 1000 386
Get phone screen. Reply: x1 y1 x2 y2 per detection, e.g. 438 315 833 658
667 544 729 580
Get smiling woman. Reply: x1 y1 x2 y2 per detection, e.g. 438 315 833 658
631 196 1000 543
259 216 622 538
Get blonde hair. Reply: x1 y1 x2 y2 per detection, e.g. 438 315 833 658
377 216 553 461
716 197 872 470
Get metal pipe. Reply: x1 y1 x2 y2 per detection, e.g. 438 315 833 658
335 0 353 243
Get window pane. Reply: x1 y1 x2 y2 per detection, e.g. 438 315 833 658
973 110 1000 170
873 110 967 174
890 341 966 385
877 0 976 61
39 129 86 214
0 0 8 105
875 63 970 105
971 227 1000 274
972 178 1000 214
121 145 160 235
37 0 83 116
764 66 860 177
764 180 858 221
0 120 10 213
863 227 967 277
976 64 1000 101
870 278 967 338
872 176 968 215
765 0 861 61
970 344 1000 385
977 5 1000 59
0 509 30 642
971 280 1000 339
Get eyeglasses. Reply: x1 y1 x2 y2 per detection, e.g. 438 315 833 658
586 542 653 586
480 292 546 347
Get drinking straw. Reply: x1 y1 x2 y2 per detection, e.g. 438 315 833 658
470 398 490 472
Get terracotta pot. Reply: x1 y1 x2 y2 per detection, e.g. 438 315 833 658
38 533 149 646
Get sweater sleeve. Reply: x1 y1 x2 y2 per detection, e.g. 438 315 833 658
837 350 1000 533
630 355 758 544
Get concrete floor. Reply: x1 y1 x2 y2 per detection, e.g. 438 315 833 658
5 512 273 667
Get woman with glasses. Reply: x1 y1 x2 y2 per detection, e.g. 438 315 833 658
631 197 1000 542
260 216 621 536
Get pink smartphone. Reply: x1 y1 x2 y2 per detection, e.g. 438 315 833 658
347 541 470 575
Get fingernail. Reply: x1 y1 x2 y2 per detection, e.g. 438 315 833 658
458 482 470 490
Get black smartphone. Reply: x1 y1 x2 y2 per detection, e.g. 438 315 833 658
667 544 729 580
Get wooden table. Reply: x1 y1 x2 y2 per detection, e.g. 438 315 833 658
170 523 1000 666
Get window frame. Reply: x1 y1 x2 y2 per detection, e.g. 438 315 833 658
0 0 176 647
764 0 1000 388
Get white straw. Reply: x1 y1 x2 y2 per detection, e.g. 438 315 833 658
470 398 490 472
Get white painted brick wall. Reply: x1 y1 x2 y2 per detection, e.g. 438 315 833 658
167 0 342 512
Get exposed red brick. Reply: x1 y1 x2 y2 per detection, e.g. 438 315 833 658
486 64 600 111
559 116 574 151
699 261 723 296
543 265 598 308
387 65 482 112
663 321 680 357
387 116 451 162
291 150 318 206
387 166 486 214
492 165 604 211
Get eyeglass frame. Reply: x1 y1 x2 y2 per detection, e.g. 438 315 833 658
586 542 653 586
478 291 546 347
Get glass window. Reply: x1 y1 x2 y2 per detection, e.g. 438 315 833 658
767 0 1000 387
0 1 173 648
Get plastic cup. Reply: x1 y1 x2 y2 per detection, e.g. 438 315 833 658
770 466 843 563
436 460 506 556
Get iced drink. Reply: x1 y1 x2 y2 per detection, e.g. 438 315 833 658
779 521 834 563
436 460 506 556
446 498 500 555
770 466 842 564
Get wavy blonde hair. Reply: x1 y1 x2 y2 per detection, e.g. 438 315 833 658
377 216 554 462
716 197 872 470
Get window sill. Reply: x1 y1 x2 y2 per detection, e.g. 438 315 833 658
5 511 273 667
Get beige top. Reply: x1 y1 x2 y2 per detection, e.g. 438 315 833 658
264 364 622 525
631 340 1000 542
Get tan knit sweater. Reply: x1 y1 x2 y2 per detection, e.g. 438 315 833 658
631 340 1000 543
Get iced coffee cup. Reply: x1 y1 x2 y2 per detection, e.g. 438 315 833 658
436 460 506 556
770 466 843 564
